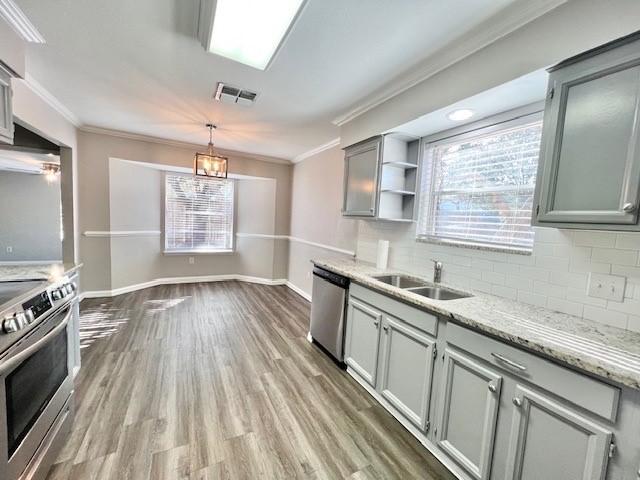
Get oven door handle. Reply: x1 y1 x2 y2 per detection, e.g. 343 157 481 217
0 306 72 376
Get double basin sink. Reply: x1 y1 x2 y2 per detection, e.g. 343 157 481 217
371 274 471 301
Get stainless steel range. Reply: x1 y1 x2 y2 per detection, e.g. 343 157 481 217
0 276 77 480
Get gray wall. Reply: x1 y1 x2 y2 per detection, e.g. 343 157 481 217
0 170 62 262
287 145 358 296
78 130 293 292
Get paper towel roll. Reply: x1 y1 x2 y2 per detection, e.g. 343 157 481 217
376 240 389 270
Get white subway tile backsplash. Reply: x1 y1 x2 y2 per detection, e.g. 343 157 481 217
615 233 640 250
360 222 640 331
573 231 617 248
591 248 638 265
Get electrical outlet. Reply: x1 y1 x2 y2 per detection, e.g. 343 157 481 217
587 273 626 303
5 246 12 254
188 256 195 265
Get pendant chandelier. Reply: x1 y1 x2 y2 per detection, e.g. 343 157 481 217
193 123 228 179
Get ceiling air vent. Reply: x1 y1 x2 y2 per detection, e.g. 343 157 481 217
214 82 258 106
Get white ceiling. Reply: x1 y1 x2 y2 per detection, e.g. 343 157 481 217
392 69 549 138
16 0 522 160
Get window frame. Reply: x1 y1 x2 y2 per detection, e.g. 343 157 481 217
417 106 544 255
162 172 236 255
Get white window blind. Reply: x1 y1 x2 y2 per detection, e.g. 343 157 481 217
417 118 542 251
164 174 234 252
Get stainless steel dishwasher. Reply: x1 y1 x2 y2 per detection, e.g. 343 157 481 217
309 266 350 363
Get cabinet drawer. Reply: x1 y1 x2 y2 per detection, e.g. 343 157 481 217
447 322 620 422
350 283 438 336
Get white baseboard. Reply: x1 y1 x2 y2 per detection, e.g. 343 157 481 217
80 274 288 299
285 281 312 302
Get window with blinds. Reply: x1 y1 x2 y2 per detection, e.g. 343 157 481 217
164 174 234 253
417 116 542 252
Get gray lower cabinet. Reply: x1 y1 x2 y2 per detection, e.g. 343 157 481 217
344 298 382 386
504 385 613 480
435 348 502 480
534 34 640 229
0 65 13 145
379 316 435 430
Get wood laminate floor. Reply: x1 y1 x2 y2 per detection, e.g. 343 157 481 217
46 281 455 480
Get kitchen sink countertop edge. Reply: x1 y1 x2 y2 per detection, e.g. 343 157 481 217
312 258 640 391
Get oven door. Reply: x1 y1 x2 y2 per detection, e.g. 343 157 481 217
0 304 74 480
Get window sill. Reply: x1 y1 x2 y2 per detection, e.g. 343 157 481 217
163 249 235 256
416 236 532 256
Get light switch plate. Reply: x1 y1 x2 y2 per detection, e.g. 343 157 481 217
587 273 626 303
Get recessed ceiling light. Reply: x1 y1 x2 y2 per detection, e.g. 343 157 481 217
201 0 306 70
447 109 475 122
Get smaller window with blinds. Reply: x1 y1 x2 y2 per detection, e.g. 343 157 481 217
417 115 542 252
164 174 234 253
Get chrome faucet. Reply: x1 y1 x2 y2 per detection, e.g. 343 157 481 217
432 259 443 283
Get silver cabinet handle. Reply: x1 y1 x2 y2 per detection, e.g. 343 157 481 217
491 352 527 372
373 321 379 329
488 383 497 393
382 325 389 333
623 203 637 213
513 397 522 407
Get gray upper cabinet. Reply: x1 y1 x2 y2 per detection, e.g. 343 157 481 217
0 65 14 145
342 136 382 217
505 385 613 480
534 35 640 229
378 316 435 431
344 298 382 386
342 133 419 221
435 348 502 480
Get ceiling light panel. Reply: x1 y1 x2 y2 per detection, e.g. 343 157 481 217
206 0 305 70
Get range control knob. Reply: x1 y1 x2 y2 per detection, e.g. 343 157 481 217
24 308 35 324
51 289 63 300
14 312 27 328
2 316 20 333
64 284 74 295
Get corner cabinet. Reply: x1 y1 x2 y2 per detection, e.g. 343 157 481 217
0 65 14 145
533 34 640 230
342 133 420 222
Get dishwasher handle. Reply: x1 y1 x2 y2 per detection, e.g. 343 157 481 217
313 267 350 289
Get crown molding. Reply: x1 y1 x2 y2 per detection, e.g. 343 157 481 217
0 0 45 43
79 125 293 165
332 0 567 127
292 137 341 163
23 73 81 126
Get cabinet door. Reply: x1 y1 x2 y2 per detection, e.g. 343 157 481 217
342 137 381 217
379 316 435 431
536 40 640 225
0 67 13 145
505 385 612 480
344 298 382 386
436 348 502 480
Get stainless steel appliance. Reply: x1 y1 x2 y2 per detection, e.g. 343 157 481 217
0 276 77 480
309 266 349 363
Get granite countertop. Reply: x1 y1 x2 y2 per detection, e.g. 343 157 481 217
0 262 82 282
312 258 640 390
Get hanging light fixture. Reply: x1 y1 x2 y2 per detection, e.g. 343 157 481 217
194 123 228 179
40 163 60 183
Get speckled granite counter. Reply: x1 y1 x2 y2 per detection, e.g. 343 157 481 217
313 258 640 390
0 263 81 282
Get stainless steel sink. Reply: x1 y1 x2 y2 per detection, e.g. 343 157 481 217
372 274 428 289
406 286 471 301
